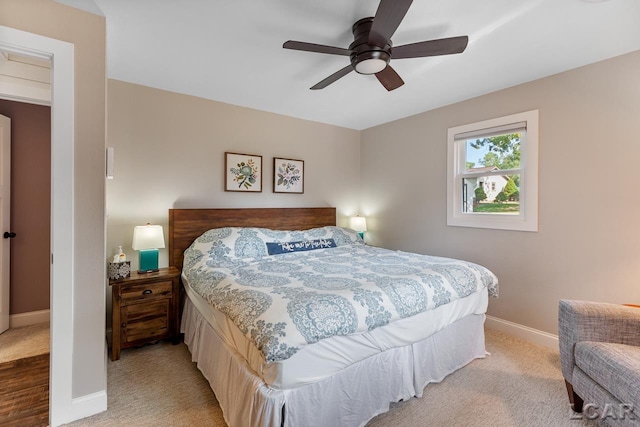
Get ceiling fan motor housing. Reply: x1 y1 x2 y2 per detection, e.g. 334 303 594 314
349 17 391 74
282 0 468 91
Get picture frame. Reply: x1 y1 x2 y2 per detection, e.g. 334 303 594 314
225 152 263 192
273 157 304 194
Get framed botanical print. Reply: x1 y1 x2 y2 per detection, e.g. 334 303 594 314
225 152 262 192
273 157 304 194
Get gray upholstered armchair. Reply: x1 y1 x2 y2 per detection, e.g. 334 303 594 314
558 300 640 426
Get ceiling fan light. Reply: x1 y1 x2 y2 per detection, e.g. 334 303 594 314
355 58 387 75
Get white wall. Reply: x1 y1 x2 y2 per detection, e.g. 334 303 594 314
361 50 640 335
106 79 361 270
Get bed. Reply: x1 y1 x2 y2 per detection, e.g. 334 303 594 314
168 208 498 427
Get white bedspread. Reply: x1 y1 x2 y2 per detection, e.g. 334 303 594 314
181 296 487 427
182 226 498 366
183 275 488 389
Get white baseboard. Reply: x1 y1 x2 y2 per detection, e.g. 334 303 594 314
9 309 50 328
56 345 108 425
69 390 107 422
485 315 559 351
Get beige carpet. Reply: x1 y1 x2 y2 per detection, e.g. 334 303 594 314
0 322 50 364
368 329 596 427
63 328 596 427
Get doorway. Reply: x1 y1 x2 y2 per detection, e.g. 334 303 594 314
0 97 52 326
0 94 51 424
0 24 79 427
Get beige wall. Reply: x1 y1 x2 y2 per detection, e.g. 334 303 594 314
0 100 51 314
106 79 361 269
1 0 632 408
0 0 106 398
361 50 640 335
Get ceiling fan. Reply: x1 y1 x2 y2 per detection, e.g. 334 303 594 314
283 0 468 91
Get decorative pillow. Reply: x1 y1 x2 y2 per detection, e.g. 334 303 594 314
184 226 363 268
266 238 337 255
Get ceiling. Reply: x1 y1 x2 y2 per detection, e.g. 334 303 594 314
88 0 640 130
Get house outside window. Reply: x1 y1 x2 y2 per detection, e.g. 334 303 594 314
447 110 538 232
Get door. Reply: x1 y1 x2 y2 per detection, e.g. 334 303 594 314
0 114 10 334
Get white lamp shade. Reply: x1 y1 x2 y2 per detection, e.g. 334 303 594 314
132 224 165 250
350 216 367 232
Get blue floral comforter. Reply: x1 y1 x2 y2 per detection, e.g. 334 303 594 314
182 226 498 363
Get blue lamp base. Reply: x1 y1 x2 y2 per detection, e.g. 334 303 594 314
138 249 159 273
357 231 365 240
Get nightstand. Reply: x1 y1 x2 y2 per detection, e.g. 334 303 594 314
109 266 180 361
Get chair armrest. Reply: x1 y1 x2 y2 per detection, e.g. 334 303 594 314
558 300 640 382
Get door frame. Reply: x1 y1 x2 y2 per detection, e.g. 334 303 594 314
0 25 96 426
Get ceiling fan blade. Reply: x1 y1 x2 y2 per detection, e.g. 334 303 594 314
375 65 404 91
310 65 354 90
283 41 352 56
369 0 413 47
393 36 469 59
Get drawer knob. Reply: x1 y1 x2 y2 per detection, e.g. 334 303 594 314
142 289 152 295
121 323 126 328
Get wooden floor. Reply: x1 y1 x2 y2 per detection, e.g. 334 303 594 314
0 322 50 427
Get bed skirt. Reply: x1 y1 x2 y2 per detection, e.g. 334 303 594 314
181 296 487 427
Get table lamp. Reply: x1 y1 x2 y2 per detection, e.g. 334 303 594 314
350 215 367 240
132 224 165 273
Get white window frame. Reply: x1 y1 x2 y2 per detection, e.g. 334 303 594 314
447 110 538 232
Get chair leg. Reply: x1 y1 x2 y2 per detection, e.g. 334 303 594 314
565 380 584 412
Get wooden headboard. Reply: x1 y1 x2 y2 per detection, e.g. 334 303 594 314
168 207 336 271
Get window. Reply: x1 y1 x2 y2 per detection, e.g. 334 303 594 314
447 110 538 231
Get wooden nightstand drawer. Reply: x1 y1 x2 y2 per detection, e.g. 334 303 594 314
120 280 173 303
122 300 170 343
109 266 181 360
